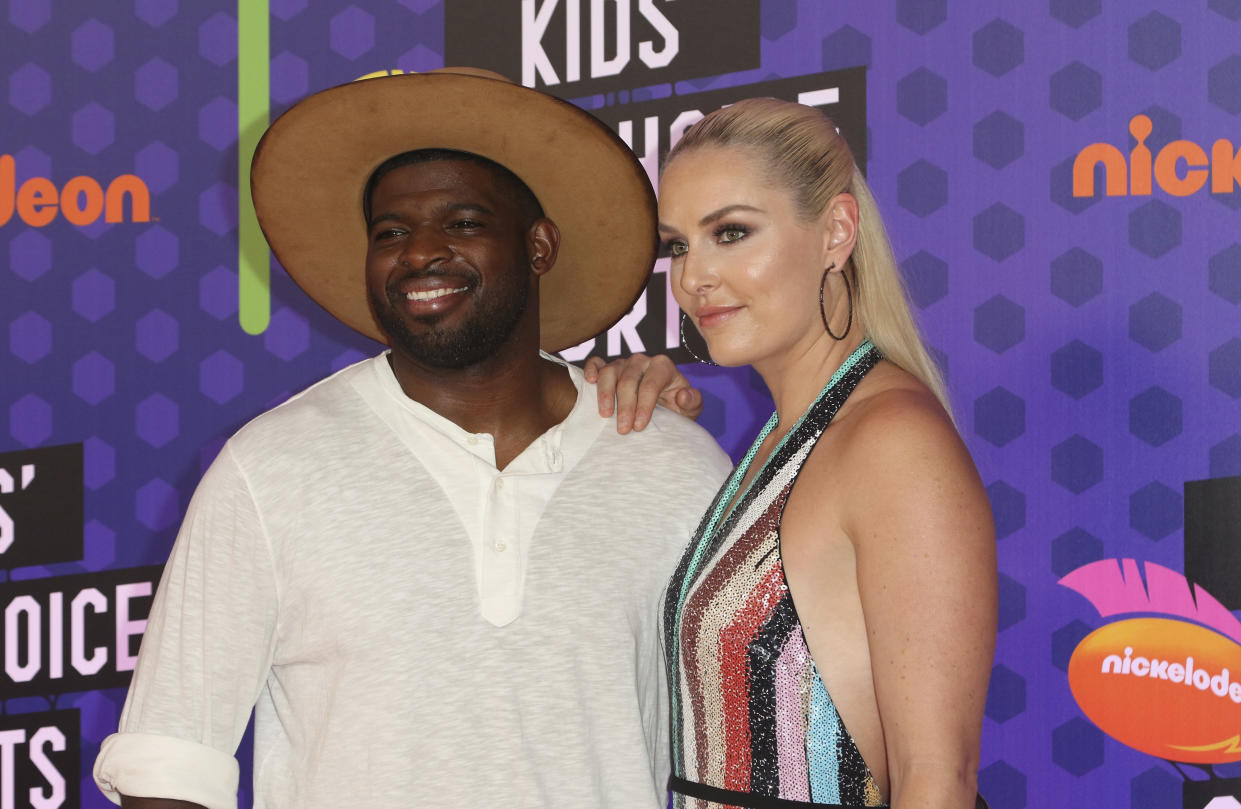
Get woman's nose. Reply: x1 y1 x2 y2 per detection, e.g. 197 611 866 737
677 250 718 296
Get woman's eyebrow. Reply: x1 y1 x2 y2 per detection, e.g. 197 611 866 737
658 203 765 233
697 204 763 227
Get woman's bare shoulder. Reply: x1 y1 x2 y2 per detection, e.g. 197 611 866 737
809 363 988 533
833 363 962 463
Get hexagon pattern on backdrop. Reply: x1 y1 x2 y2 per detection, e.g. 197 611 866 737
3 2 1239 808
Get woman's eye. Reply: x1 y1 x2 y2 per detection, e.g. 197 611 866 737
719 226 747 243
661 240 688 258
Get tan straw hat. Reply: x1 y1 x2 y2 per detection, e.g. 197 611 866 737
250 68 656 352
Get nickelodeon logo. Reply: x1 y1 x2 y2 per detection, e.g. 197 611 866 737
1072 114 1241 198
1070 618 1241 763
0 155 150 228
1062 559 1241 765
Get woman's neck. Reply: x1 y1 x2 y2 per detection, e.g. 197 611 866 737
754 329 868 430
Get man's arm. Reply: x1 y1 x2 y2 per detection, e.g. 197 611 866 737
94 444 273 809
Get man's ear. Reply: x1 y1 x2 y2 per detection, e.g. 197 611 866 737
528 218 561 277
821 193 859 266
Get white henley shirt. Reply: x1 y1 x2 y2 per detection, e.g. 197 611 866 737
94 353 732 809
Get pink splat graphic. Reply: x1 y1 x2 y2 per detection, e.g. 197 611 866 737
1058 558 1241 645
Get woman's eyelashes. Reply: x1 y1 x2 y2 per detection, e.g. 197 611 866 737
715 223 750 244
659 238 688 258
659 224 751 258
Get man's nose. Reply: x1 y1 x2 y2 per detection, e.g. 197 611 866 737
399 227 453 270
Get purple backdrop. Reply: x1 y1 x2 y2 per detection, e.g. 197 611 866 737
3 2 1241 807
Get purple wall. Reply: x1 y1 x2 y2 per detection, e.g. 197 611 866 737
3 2 1240 807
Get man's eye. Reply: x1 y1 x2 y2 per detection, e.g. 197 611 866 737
373 228 403 242
450 219 482 229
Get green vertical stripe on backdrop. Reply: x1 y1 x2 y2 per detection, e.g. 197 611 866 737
238 0 270 335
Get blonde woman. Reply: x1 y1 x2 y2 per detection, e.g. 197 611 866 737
594 98 995 809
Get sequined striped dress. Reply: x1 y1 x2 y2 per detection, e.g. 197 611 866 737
663 341 885 809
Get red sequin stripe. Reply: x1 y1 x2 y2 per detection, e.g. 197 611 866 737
720 562 786 793
682 494 786 784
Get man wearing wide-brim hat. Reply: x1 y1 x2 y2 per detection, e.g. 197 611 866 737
93 70 730 809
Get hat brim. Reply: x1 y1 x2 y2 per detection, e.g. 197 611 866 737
250 72 657 352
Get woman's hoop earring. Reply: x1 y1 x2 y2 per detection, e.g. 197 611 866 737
820 262 853 341
680 313 717 366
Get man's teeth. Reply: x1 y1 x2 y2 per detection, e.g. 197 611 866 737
405 287 468 302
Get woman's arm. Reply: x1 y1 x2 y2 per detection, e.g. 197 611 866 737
845 392 997 809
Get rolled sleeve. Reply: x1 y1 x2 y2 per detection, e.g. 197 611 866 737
94 733 240 809
93 443 279 806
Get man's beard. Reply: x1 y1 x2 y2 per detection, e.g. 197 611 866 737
371 267 531 370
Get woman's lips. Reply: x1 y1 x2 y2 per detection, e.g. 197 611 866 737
695 305 741 329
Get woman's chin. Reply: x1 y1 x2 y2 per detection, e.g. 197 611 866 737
699 343 753 368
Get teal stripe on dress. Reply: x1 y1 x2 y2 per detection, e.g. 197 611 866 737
807 675 844 803
669 338 875 769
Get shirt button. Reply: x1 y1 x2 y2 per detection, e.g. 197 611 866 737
495 479 504 489
467 436 478 445
495 542 507 553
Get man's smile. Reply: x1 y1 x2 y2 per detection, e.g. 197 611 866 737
406 286 469 301
389 270 477 316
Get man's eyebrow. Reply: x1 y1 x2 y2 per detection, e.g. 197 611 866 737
367 212 402 228
367 202 495 229
445 202 495 216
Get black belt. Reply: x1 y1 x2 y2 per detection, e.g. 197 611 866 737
668 774 990 809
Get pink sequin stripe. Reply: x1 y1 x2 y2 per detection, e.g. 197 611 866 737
773 629 813 801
